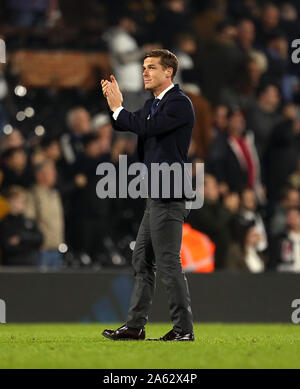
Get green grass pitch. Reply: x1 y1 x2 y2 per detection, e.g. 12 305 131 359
0 323 300 369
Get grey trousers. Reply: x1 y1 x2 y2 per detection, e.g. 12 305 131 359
126 198 193 333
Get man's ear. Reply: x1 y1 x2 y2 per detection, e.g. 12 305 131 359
166 67 173 79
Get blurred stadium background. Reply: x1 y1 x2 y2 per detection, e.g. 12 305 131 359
0 0 300 324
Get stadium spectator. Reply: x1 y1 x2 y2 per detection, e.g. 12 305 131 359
207 105 228 192
173 32 213 159
255 2 280 45
174 33 198 88
39 135 87 200
239 187 268 252
269 187 300 236
197 20 242 104
289 157 300 190
227 0 260 21
279 2 300 44
67 132 113 266
103 13 153 111
264 30 293 102
0 186 42 266
181 223 215 273
60 107 91 166
213 104 228 134
91 112 113 155
265 103 300 203
25 159 64 268
0 146 34 189
269 206 300 272
235 18 256 54
207 108 264 202
225 218 267 272
153 0 191 50
110 132 144 251
220 54 267 110
246 83 281 166
223 191 240 215
188 174 235 269
111 132 137 164
0 129 25 153
38 135 88 250
187 91 213 159
6 0 52 27
192 0 228 45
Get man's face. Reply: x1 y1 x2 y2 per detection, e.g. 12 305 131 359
45 141 61 162
248 60 261 82
204 175 219 202
228 111 245 134
285 190 300 208
8 194 26 215
214 105 228 130
6 150 27 171
85 139 102 158
263 86 280 109
36 163 57 187
286 209 300 230
238 20 255 43
262 6 279 29
143 57 172 91
72 109 91 134
241 189 256 210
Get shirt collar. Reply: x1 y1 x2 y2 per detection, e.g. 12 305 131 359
155 83 174 100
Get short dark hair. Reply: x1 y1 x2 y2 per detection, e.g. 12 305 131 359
256 82 280 98
1 146 24 160
40 135 58 150
82 132 99 147
227 106 244 119
144 49 178 80
33 158 54 173
3 185 26 200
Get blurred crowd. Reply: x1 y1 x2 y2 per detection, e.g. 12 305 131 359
1 0 300 272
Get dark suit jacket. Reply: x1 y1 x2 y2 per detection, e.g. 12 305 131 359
111 84 195 199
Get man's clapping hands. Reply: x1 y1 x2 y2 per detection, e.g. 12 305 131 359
101 75 123 112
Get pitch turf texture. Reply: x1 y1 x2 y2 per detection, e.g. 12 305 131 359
0 323 300 369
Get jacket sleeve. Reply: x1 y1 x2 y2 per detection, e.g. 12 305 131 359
0 219 43 254
109 106 144 132
114 97 194 137
109 110 126 132
19 221 43 250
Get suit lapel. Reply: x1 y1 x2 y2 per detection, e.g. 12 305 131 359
145 84 181 118
154 84 180 115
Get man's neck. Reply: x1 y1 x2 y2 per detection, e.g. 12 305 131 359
153 81 173 97
37 183 51 189
291 228 300 235
10 210 21 216
230 131 242 139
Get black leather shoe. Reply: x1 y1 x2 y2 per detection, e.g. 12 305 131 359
147 329 194 341
102 325 145 341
